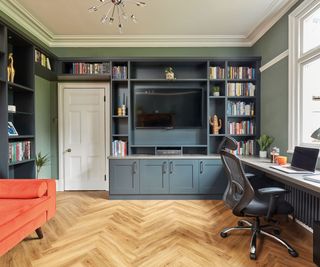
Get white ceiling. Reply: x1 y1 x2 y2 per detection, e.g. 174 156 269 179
1 0 298 47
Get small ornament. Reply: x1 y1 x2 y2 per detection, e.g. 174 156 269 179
121 105 126 116
7 53 15 83
117 107 122 116
165 67 175 80
211 86 220 96
209 115 222 134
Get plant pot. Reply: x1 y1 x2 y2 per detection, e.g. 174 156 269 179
259 151 267 158
166 72 175 80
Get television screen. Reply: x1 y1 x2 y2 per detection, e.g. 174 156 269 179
135 88 203 128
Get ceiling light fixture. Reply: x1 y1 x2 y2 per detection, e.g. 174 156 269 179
88 0 146 33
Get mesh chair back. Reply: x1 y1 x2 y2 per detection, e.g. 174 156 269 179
219 139 255 216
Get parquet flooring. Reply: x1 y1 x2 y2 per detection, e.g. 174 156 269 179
0 191 314 267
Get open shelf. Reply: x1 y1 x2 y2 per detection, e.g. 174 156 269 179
8 135 35 140
9 158 35 167
8 82 33 92
131 79 207 82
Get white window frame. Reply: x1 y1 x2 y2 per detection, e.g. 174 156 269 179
288 0 320 152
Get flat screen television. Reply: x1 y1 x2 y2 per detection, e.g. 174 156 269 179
134 88 203 129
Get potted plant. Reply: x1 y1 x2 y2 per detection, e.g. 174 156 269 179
257 134 274 158
211 86 220 96
36 152 50 178
165 67 175 80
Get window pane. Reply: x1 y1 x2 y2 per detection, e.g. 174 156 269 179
302 57 320 144
303 6 320 53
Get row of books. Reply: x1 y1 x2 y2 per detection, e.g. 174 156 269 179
209 66 225 79
70 62 110 75
229 140 255 156
228 120 255 135
112 66 128 80
228 66 255 79
9 141 32 163
35 50 52 70
227 101 255 116
227 83 255 97
112 140 127 157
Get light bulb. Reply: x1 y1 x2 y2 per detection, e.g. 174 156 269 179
109 17 115 24
101 15 108 24
118 24 123 33
131 15 137 23
88 6 98 12
136 1 146 7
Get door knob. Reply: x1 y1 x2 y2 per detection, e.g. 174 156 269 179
66 148 72 153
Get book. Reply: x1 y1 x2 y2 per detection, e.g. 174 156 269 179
46 58 51 70
8 141 31 163
112 140 127 157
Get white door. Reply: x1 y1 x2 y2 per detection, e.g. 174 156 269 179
63 86 107 190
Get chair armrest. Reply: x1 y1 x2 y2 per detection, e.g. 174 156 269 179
258 187 288 196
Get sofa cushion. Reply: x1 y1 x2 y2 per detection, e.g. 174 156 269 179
0 181 47 199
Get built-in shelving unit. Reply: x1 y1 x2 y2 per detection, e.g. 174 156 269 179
0 24 36 178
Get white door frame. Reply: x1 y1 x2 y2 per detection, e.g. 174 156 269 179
58 82 110 191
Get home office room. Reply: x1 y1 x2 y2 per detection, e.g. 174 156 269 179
0 0 319 266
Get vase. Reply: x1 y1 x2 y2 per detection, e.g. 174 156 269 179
259 151 267 158
166 72 174 80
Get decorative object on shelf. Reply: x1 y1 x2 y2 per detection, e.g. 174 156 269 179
121 105 126 116
270 147 280 163
8 105 16 113
117 107 123 116
88 0 146 33
211 86 220 96
36 152 50 178
7 53 15 83
7 121 18 136
311 128 320 141
275 155 287 166
257 134 274 158
209 115 222 135
165 67 175 80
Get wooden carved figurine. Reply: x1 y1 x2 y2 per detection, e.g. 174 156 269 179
7 53 15 83
209 115 222 134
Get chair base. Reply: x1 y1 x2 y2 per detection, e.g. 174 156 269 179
220 217 298 260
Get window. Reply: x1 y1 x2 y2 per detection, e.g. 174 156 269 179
289 0 320 152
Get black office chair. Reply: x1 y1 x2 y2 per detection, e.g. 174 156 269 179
218 137 298 260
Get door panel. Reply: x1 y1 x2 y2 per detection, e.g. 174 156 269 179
64 88 106 190
169 160 199 194
199 160 227 194
110 160 139 194
140 160 169 194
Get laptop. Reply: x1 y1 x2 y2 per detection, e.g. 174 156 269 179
270 146 319 174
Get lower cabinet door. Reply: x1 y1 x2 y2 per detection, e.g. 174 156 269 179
169 160 199 194
110 160 139 194
140 160 169 194
199 160 227 194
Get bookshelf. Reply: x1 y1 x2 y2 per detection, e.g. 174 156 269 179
0 26 36 179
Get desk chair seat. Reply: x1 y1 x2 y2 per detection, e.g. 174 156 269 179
218 137 298 260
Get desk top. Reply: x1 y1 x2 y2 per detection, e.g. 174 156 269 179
240 156 320 195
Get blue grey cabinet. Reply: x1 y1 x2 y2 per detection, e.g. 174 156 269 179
199 160 227 194
169 160 199 194
110 160 139 194
140 160 169 194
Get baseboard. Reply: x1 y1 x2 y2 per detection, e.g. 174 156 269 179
289 215 313 233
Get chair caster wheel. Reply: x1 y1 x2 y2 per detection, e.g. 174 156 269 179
273 229 281 235
289 250 298 257
238 221 244 226
250 253 257 260
220 232 228 238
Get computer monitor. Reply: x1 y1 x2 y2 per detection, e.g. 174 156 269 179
291 146 319 172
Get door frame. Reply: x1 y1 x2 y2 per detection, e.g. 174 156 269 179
58 82 110 191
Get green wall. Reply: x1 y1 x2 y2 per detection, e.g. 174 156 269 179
35 76 58 178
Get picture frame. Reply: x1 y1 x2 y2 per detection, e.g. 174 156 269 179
8 121 18 136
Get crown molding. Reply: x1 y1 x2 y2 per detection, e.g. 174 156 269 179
0 0 299 48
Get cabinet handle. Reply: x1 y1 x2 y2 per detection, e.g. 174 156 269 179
200 161 204 174
169 162 173 174
163 162 167 174
132 162 137 174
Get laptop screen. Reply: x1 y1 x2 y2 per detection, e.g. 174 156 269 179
291 146 319 172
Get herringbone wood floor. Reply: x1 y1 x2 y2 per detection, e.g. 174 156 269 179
0 191 314 267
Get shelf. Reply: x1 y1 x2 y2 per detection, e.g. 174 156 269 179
9 159 35 167
35 63 56 81
227 79 255 83
228 134 256 137
9 135 35 140
209 96 225 99
227 115 255 118
113 134 129 137
112 115 128 118
57 74 110 81
130 79 207 82
209 134 226 137
209 79 225 82
227 96 256 99
112 79 128 82
8 82 33 92
8 111 33 116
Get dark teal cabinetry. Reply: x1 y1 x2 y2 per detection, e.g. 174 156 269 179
109 158 227 199
199 160 227 194
140 160 169 194
169 160 198 194
110 160 139 194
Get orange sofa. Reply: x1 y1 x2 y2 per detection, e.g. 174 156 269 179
0 179 56 256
